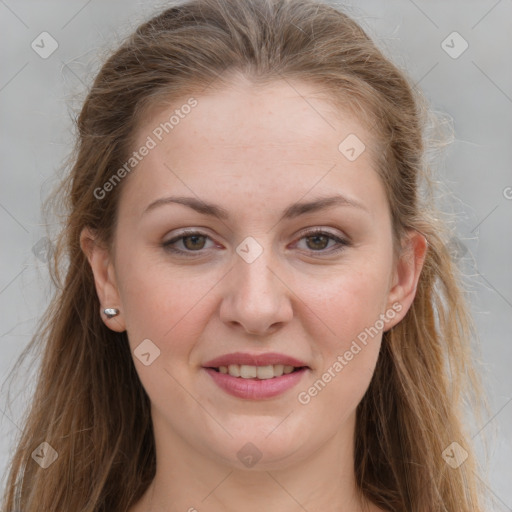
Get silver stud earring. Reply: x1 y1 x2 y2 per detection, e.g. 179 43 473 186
103 308 120 319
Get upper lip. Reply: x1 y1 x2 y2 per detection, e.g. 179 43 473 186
202 352 309 368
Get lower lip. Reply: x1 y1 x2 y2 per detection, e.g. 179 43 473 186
203 367 308 400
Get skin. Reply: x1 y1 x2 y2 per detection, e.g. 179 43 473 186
81 75 427 512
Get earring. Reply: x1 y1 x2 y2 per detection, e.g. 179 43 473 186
103 308 120 319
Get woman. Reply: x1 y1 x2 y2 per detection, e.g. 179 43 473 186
1 0 490 510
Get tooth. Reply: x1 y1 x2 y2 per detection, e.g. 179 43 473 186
256 365 275 380
220 364 300 379
228 364 240 377
273 364 284 377
240 365 257 378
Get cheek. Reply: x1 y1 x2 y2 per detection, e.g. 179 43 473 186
299 260 391 343
115 250 223 351
292 261 391 411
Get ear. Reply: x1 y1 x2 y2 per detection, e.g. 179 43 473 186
385 230 428 330
80 227 126 332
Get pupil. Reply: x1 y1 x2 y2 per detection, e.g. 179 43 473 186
184 235 205 250
307 235 328 250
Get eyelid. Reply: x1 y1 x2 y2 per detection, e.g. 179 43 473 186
294 226 347 240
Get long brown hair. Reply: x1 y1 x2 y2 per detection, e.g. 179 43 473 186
2 0 491 510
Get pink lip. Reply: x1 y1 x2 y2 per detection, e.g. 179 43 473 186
202 351 309 368
203 367 308 400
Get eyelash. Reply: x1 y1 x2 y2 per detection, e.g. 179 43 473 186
162 228 350 257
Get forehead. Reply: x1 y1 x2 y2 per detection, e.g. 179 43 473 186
137 76 374 155
122 77 385 218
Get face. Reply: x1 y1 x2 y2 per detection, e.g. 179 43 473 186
85 76 424 471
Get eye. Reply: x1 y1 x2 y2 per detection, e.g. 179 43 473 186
162 230 217 255
162 228 350 257
294 228 350 255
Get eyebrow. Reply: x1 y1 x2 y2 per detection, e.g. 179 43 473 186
142 193 369 220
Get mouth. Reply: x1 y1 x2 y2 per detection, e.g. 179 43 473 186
205 364 309 380
203 365 309 400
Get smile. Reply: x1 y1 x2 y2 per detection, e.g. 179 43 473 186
211 363 306 379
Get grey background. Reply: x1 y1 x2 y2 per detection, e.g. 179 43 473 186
0 0 510 508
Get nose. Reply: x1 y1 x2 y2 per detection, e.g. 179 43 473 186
219 244 293 336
